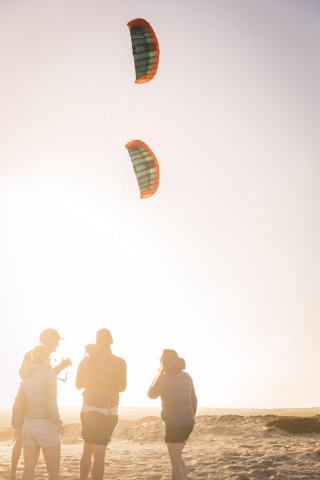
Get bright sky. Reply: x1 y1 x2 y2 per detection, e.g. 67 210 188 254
0 0 319 409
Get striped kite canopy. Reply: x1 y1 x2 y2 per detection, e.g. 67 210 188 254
127 18 160 84
125 140 160 198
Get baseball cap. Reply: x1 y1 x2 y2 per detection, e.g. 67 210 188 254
40 328 63 344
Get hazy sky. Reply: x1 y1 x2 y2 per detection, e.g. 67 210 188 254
0 0 319 408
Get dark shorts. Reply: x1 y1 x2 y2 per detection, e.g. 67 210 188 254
165 425 194 443
80 412 118 446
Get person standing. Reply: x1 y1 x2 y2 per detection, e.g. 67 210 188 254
76 329 127 480
11 328 70 480
148 349 197 480
13 345 63 480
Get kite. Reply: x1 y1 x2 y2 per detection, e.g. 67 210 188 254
127 18 160 84
125 140 160 198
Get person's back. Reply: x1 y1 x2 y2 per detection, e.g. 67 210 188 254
77 344 126 409
152 369 196 427
22 364 60 424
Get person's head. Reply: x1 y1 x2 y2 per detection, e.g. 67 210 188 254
161 349 182 371
31 345 51 364
39 328 62 352
96 329 113 350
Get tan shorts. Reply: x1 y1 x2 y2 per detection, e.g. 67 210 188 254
22 419 60 448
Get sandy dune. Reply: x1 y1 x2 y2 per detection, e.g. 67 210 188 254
1 410 320 479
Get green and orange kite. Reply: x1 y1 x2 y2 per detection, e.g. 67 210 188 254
125 140 160 199
125 19 160 199
127 18 160 84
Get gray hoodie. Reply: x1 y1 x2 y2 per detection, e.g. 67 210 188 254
148 364 197 427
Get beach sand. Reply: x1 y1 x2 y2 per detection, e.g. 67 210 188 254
1 409 320 479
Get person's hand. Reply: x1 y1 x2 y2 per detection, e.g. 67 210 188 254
54 358 72 376
14 428 22 440
58 423 64 435
60 358 72 369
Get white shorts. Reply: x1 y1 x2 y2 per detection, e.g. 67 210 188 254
22 419 60 448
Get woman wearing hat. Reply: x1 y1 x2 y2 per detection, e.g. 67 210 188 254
148 349 197 480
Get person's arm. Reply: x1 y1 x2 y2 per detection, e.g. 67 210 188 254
19 352 34 379
147 373 164 399
191 379 198 415
11 384 27 430
117 359 127 392
45 370 62 425
53 358 72 376
75 358 88 390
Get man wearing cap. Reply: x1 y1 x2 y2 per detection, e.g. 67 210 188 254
10 328 71 480
19 328 69 379
76 329 127 480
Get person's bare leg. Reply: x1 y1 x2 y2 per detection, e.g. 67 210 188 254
22 446 40 480
91 444 107 480
167 443 179 480
80 443 94 480
10 438 22 480
177 443 187 478
42 444 61 480
167 443 187 480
